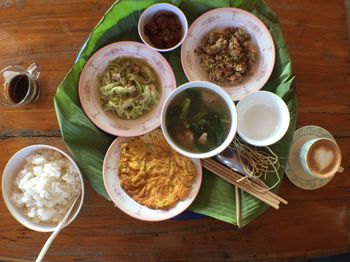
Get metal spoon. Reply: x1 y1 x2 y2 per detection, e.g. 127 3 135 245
216 147 268 188
215 147 288 211
216 146 245 176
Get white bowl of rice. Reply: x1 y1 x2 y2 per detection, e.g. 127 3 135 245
1 145 84 232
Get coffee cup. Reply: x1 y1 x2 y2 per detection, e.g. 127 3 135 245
299 138 342 179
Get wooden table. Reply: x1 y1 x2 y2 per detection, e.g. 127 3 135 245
1 1 349 261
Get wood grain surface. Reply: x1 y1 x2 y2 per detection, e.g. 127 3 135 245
0 0 349 261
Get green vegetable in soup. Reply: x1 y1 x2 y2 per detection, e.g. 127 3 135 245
165 88 231 153
179 97 190 121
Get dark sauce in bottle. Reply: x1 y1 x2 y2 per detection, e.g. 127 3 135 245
8 74 29 104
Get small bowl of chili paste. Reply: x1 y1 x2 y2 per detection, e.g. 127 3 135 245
138 3 188 52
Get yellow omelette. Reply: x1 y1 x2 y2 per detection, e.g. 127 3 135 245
118 129 196 209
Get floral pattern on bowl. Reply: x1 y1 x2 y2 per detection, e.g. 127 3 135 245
103 136 203 221
79 41 176 137
181 8 275 101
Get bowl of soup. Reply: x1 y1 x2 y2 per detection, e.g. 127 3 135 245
161 81 237 159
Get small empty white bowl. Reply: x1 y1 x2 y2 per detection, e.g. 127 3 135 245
236 91 290 146
138 3 188 52
2 144 84 232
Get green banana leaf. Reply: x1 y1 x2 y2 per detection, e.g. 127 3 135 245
54 0 296 226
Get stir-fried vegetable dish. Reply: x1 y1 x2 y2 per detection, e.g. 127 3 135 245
98 57 160 120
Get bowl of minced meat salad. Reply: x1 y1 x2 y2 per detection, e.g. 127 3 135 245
138 3 188 52
2 145 84 232
181 7 275 101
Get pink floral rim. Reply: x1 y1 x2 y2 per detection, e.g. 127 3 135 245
181 7 276 101
79 41 177 137
103 136 203 221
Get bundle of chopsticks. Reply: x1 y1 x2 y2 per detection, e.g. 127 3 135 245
201 158 287 226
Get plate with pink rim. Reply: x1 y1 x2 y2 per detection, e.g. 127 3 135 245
181 7 275 101
79 41 176 137
103 135 202 221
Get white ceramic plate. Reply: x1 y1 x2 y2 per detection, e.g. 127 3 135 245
103 136 202 221
79 41 177 137
285 126 335 190
181 7 275 101
2 145 84 232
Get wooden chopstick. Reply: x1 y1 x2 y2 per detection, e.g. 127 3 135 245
202 159 280 210
235 186 242 228
203 158 281 205
204 162 279 209
202 158 288 205
249 179 288 205
273 194 288 205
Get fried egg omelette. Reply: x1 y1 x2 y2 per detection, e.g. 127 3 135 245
118 129 196 209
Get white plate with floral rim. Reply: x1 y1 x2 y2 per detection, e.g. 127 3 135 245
285 126 337 190
181 7 275 101
79 41 177 137
103 135 202 221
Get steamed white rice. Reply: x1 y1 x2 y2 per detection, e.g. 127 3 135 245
11 149 81 224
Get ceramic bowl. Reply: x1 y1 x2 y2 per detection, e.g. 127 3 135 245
2 144 84 232
285 126 339 190
138 3 188 52
79 41 176 137
103 136 202 221
181 7 275 101
236 91 290 146
161 81 238 159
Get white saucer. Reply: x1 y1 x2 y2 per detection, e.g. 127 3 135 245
285 125 335 190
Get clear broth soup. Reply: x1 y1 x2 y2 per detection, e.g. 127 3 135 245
165 88 231 153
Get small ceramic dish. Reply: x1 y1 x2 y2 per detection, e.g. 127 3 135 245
103 136 202 221
161 81 237 159
285 126 337 190
138 3 188 52
236 91 290 147
181 7 275 101
79 41 176 137
1 145 84 232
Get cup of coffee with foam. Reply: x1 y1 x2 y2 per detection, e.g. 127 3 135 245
299 138 342 179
